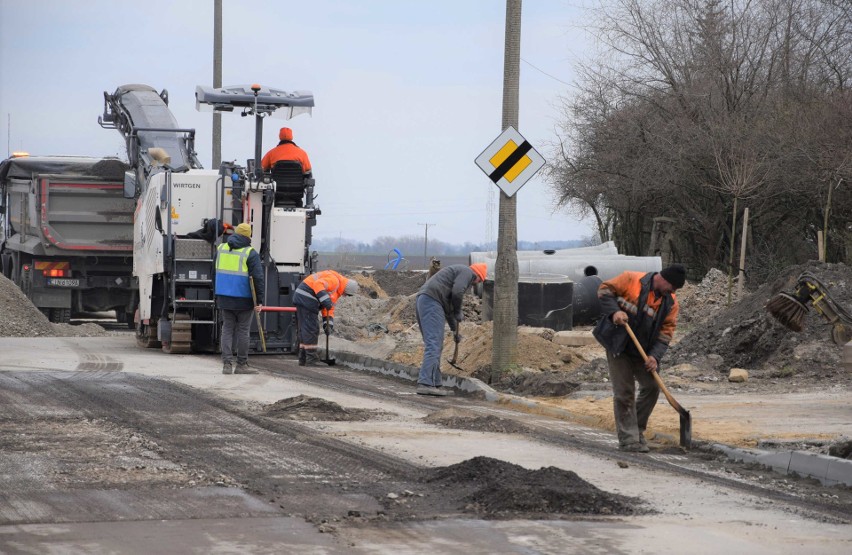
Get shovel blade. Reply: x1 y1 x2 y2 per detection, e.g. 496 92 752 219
679 410 692 448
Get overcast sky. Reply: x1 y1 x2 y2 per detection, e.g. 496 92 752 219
0 0 596 246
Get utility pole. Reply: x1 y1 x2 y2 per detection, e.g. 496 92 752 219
492 0 521 378
418 223 435 270
212 0 223 169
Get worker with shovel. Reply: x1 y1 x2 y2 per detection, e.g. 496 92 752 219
215 222 264 375
293 270 359 366
592 264 685 452
415 263 487 396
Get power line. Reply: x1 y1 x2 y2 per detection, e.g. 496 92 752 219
521 57 573 86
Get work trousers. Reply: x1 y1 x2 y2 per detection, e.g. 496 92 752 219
295 305 320 351
416 294 446 387
607 351 660 447
221 308 253 365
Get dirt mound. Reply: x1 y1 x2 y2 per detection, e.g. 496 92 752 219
676 267 732 324
337 263 848 396
344 271 388 299
423 407 531 434
668 261 851 386
0 274 57 337
426 456 641 518
0 274 108 338
370 270 428 297
261 395 379 421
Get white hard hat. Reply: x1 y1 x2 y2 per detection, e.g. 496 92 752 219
344 279 360 296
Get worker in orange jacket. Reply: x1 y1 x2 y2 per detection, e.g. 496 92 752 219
293 270 359 366
593 264 684 452
261 127 312 175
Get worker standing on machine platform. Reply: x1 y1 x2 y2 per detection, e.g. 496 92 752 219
294 270 359 366
261 127 312 174
215 223 264 375
415 263 487 396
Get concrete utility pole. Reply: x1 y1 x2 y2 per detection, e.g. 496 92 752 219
418 223 435 270
212 0 223 169
491 0 521 377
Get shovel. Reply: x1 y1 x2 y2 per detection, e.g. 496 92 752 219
446 333 463 371
323 329 336 366
624 323 692 448
250 277 266 353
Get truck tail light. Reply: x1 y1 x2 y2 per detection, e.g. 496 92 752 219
44 269 68 277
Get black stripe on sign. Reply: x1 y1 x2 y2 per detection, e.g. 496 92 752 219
489 141 533 183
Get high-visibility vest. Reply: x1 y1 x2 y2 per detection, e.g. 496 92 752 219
215 244 253 298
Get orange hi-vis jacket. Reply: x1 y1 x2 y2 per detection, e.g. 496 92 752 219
261 142 312 173
598 271 679 360
297 270 350 318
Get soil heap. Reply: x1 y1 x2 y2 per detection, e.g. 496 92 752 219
335 263 850 395
0 274 107 338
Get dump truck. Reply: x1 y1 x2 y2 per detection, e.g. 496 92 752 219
0 154 137 324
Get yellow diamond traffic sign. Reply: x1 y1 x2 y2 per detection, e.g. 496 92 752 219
475 126 545 197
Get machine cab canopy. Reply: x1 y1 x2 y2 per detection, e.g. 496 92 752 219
195 85 314 120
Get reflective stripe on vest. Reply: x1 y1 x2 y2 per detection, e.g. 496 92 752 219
215 244 253 298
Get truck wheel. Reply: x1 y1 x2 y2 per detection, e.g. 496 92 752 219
51 308 71 324
1 252 11 279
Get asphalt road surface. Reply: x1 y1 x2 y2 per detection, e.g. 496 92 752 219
0 335 850 554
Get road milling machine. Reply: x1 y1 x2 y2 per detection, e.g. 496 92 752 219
99 83 317 354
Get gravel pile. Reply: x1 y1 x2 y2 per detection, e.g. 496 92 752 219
0 274 107 338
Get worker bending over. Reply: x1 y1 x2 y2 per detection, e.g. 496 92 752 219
293 270 359 366
415 263 487 396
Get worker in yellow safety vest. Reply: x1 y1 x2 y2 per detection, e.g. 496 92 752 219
215 222 264 375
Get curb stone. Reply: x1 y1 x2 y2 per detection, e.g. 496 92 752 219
328 348 852 487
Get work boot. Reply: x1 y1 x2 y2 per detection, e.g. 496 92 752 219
234 362 258 375
298 348 307 366
618 442 650 453
222 361 233 375
416 385 450 397
304 350 322 367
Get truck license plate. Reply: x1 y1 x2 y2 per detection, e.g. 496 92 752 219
47 278 80 287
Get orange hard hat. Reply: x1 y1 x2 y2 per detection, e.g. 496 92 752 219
470 263 487 282
279 127 293 141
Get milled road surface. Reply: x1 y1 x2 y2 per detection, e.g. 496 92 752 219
0 335 850 554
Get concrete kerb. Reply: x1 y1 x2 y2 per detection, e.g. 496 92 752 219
712 444 852 487
329 348 852 488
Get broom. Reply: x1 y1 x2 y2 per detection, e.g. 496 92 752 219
766 291 809 332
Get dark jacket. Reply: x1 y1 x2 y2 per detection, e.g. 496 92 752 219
215 233 264 311
417 264 476 331
593 271 677 362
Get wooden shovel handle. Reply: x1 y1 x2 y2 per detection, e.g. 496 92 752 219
623 322 683 413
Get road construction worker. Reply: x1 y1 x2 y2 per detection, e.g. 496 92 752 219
415 263 487 396
215 222 264 375
427 257 441 278
188 218 232 244
261 127 312 175
294 270 359 366
593 264 685 452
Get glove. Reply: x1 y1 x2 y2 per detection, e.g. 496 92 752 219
454 332 462 343
323 316 334 335
454 311 464 324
